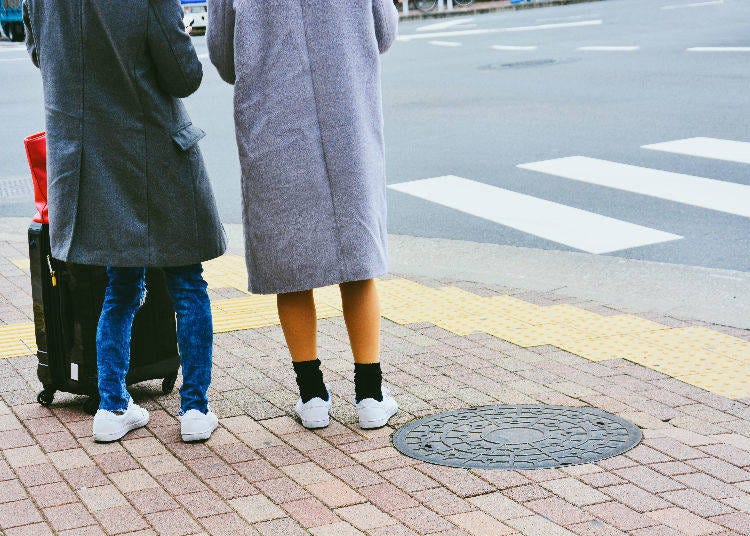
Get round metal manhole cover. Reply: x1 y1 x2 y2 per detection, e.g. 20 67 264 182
392 405 642 470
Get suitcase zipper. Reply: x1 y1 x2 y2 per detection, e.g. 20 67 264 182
46 255 57 287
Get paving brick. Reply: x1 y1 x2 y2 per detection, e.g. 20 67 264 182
447 510 514 536
505 515 577 536
126 487 181 514
281 462 336 486
699 444 750 467
503 483 552 502
48 448 94 471
211 441 259 464
675 473 744 499
4 445 47 468
661 488 734 517
307 479 366 508
615 466 684 493
92 451 140 474
139 453 185 475
146 508 202 536
626 445 674 464
233 459 284 483
109 468 159 493
412 486 475 517
600 483 671 512
567 519 629 536
255 444 310 469
44 502 96 532
416 465 495 498
585 502 657 531
0 479 27 503
525 496 594 525
206 474 259 500
24 416 66 436
27 481 77 508
630 526 687 536
335 503 397 531
392 505 456 534
155 470 209 495
4 522 55 536
381 466 439 493
282 497 340 529
78 484 129 512
35 430 79 453
0 428 35 449
175 490 233 518
14 463 61 486
0 499 43 529
231 494 287 523
646 507 723 535
256 476 311 504
649 461 696 476
540 477 609 506
255 517 306 536
685 457 750 483
709 512 750 533
306 447 357 470
61 465 110 490
93 504 150 535
199 512 258 535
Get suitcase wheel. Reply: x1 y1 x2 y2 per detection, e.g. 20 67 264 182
37 389 55 407
162 373 178 395
83 395 100 416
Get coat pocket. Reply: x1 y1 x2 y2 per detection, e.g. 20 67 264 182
172 124 206 151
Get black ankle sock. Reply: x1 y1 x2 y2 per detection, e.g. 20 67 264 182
354 362 383 403
293 359 328 403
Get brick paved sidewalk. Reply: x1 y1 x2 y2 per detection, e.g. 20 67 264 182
0 236 749 536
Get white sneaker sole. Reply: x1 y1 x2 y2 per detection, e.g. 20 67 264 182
182 421 219 442
298 415 330 429
93 414 149 443
359 405 398 429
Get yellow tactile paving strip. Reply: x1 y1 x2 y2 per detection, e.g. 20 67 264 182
3 254 749 399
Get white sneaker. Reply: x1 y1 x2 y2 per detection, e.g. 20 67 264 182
357 388 398 429
181 407 219 442
93 398 149 442
294 386 332 429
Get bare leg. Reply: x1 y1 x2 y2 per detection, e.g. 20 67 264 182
277 290 317 362
339 279 381 364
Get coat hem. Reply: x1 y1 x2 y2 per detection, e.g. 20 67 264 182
53 243 227 268
247 265 388 295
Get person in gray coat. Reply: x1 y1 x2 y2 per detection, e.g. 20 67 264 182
208 0 400 430
24 0 226 442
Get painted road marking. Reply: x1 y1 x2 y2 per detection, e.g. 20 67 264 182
492 45 538 51
643 137 750 165
389 176 681 254
429 41 462 48
397 19 602 42
577 46 640 51
662 0 724 9
519 156 750 218
417 17 474 32
687 47 750 52
0 58 26 63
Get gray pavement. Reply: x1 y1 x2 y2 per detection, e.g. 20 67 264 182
1 0 748 321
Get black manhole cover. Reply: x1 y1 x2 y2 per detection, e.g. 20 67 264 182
392 405 642 470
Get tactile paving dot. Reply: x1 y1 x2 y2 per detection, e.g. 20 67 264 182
393 405 642 470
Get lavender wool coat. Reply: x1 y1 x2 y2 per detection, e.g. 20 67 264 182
207 0 399 294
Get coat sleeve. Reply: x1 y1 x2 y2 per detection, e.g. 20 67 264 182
147 0 203 98
206 0 236 84
22 0 39 68
372 0 399 54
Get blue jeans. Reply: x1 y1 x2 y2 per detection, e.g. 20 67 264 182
96 264 213 414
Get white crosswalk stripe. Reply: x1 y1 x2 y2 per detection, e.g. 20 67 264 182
389 176 682 254
643 137 750 164
518 156 750 218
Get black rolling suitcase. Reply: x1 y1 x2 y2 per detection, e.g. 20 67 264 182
25 132 180 414
29 223 180 414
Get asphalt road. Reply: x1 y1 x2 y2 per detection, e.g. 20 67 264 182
1 0 749 272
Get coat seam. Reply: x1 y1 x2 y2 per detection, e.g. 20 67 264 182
296 0 348 285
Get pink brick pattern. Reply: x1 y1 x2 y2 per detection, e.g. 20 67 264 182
0 242 748 536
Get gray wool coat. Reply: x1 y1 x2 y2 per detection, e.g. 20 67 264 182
23 0 226 267
207 0 399 294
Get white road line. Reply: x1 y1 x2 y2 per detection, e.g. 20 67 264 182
662 0 724 9
389 176 682 254
492 45 538 51
518 156 750 218
687 47 750 52
577 46 640 51
417 17 474 32
643 137 750 165
397 19 602 42
197 53 209 59
429 41 462 48
0 58 26 63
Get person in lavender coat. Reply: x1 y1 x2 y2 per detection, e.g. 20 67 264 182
207 0 399 429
